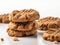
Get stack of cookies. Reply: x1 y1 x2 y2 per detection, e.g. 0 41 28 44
7 9 40 37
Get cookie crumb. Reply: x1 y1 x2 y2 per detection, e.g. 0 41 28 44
54 41 58 44
0 38 4 41
12 37 19 41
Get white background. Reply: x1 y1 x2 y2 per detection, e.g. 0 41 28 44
0 0 60 18
0 0 60 45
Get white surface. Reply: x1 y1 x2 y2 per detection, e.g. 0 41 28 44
0 23 37 45
37 30 60 45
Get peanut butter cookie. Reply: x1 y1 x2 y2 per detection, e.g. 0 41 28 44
38 17 60 30
8 21 38 31
7 28 37 37
9 9 39 22
43 28 60 42
2 14 10 23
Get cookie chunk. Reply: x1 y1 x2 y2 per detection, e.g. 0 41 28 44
8 21 38 31
38 17 60 30
43 28 60 42
2 14 10 23
9 9 39 22
7 28 37 37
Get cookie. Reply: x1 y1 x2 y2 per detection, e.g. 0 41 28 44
2 14 10 23
38 17 60 30
0 15 3 22
9 9 39 22
7 28 37 37
43 28 60 42
8 21 38 31
48 19 60 29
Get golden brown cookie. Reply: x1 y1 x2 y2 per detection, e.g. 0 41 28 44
0 15 3 22
2 14 10 23
9 9 39 22
38 17 60 30
43 28 60 42
7 28 37 37
8 21 38 31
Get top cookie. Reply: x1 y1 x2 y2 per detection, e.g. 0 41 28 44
9 9 40 22
38 17 60 30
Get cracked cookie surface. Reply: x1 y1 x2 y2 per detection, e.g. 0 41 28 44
38 17 60 30
43 28 60 42
9 9 39 22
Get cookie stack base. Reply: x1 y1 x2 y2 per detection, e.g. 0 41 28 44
7 28 37 37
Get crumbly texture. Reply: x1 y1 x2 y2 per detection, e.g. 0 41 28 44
38 17 60 30
43 28 60 42
2 14 10 23
8 21 38 31
7 28 37 37
11 37 19 41
0 14 9 23
9 9 39 22
0 38 4 41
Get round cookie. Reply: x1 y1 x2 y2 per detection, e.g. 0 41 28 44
7 28 37 37
8 21 38 31
2 14 10 23
38 17 60 30
43 28 60 42
9 9 40 22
